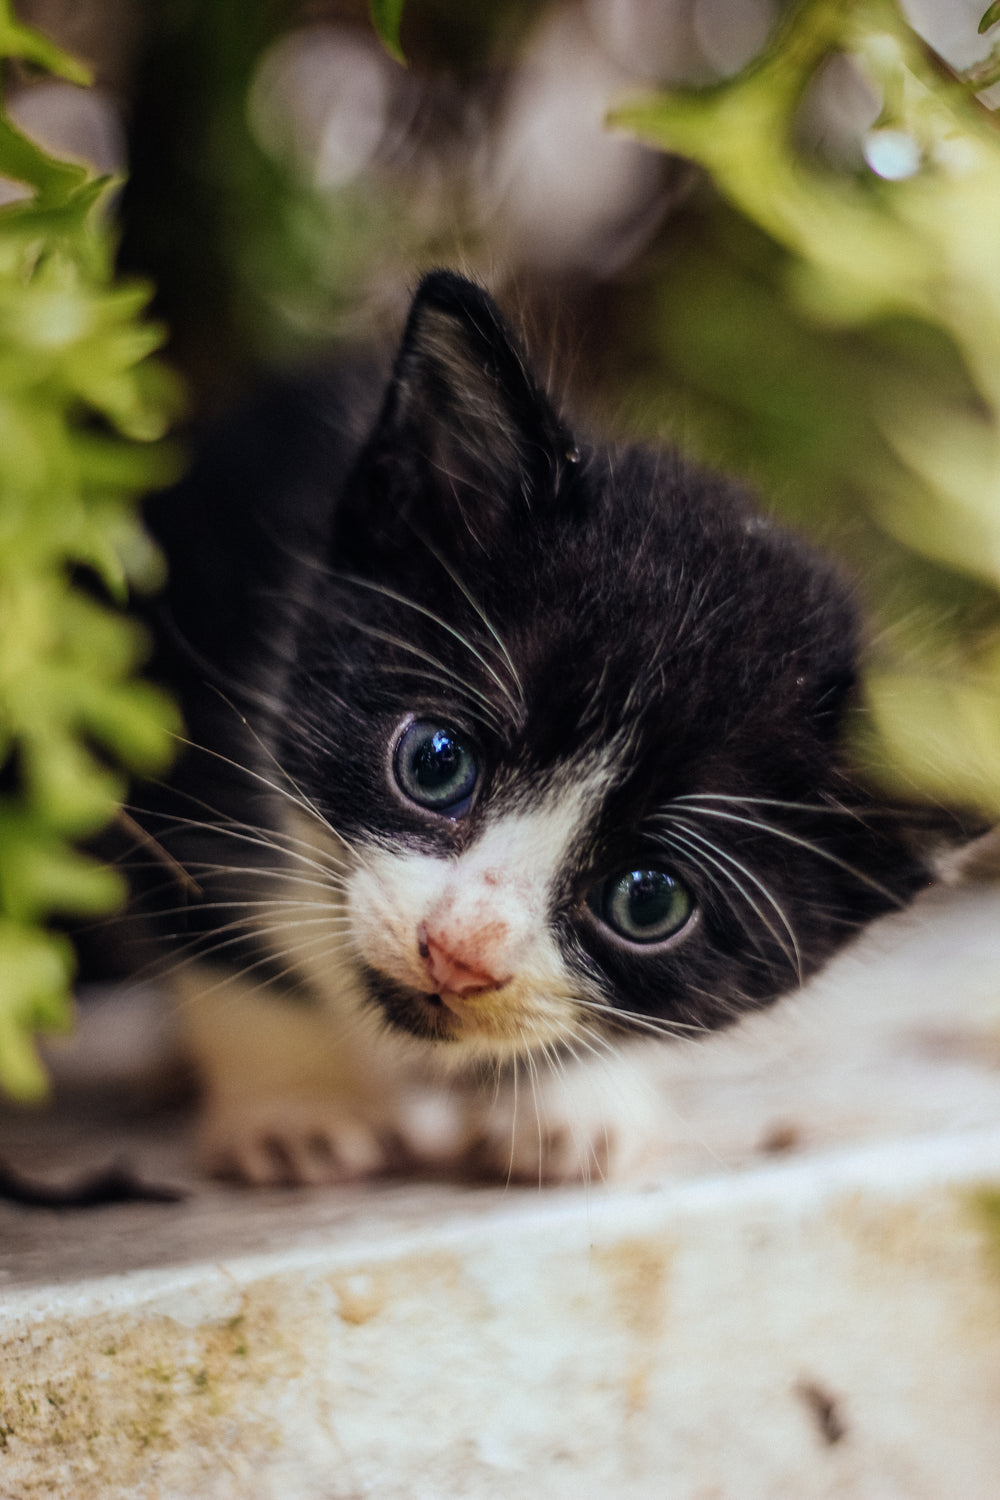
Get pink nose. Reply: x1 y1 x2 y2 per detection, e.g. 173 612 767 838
417 923 507 997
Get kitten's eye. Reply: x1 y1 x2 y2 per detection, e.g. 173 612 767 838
394 720 479 815
594 868 694 945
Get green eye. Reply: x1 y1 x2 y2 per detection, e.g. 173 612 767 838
394 720 478 814
596 868 693 945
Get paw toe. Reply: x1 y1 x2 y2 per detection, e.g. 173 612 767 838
198 1103 392 1186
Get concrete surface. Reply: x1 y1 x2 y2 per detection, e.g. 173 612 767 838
1 882 999 1498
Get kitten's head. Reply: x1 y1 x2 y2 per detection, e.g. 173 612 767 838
274 272 932 1061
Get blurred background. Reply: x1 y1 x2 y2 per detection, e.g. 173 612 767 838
2 0 1000 1089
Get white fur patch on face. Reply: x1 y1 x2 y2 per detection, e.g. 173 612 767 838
344 757 614 1060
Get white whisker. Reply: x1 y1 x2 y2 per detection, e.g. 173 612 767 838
160 857 347 901
407 526 526 710
326 570 523 717
670 804 904 904
571 994 710 1041
134 806 349 885
320 609 503 729
656 819 803 982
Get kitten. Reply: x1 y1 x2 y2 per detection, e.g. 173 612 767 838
136 270 934 1185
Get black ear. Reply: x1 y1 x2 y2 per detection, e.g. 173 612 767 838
338 272 575 565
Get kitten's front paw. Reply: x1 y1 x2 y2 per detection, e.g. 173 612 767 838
469 1081 659 1185
197 1098 396 1186
464 1050 667 1185
470 1113 613 1185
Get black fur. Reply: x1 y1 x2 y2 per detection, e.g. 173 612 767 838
136 271 933 1046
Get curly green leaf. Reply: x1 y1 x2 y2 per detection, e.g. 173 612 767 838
370 0 406 64
0 9 182 1097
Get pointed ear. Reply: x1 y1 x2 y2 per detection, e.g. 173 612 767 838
338 273 576 564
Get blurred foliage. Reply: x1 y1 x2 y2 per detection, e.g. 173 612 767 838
119 0 404 409
119 0 544 406
0 0 180 1097
370 0 537 70
612 0 1000 817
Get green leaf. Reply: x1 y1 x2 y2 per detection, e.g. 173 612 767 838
0 922 75 1100
0 115 88 199
370 0 406 64
0 0 91 85
979 2 1000 36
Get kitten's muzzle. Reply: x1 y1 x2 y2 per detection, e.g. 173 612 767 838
416 920 511 1009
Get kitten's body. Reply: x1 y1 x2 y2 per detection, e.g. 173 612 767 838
136 273 933 1184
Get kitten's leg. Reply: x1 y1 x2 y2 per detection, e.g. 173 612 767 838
466 1044 667 1185
175 969 463 1185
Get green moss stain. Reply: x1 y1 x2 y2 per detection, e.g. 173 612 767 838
7 1262 357 1498
969 1187 1000 1279
226 1312 249 1356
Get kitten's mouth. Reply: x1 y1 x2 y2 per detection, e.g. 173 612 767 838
359 964 523 1046
360 966 468 1042
402 987 459 1037
422 988 487 1018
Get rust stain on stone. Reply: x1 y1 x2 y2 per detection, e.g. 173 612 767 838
327 1249 470 1330
592 1235 674 1336
591 1235 675 1417
330 1272 385 1326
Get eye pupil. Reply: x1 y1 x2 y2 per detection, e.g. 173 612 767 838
414 729 459 787
598 868 693 945
623 872 672 930
395 720 479 813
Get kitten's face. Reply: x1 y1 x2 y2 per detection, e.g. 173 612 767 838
272 274 930 1063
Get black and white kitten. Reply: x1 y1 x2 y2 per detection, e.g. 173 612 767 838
137 271 932 1185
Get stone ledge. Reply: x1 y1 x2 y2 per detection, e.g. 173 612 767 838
1 1128 1000 1499
1 880 999 1497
